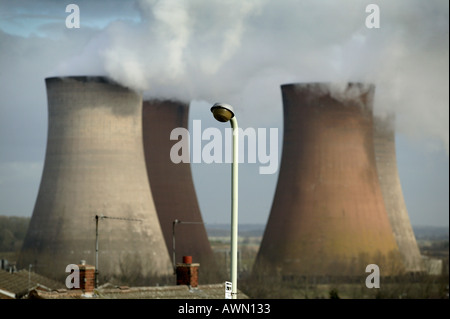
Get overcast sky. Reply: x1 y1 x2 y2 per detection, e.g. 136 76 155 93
0 0 448 227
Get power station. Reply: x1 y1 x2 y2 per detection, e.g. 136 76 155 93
18 76 173 281
16 76 424 285
254 82 405 277
142 99 219 281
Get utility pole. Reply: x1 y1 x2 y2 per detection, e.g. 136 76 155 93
172 219 204 274
94 214 142 288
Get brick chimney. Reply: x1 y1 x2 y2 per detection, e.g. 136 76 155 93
176 256 200 288
78 260 95 295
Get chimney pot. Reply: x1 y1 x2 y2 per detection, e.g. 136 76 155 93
176 256 199 287
75 262 95 294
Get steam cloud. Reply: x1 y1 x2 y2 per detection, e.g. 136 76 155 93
0 0 447 224
52 0 449 153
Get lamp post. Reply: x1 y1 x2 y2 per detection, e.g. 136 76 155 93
210 102 239 299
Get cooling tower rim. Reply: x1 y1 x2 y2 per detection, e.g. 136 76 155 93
281 82 375 92
143 98 190 106
45 76 121 86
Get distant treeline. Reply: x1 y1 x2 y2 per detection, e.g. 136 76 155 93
413 225 449 240
0 216 30 252
0 216 447 251
205 224 266 238
207 223 450 240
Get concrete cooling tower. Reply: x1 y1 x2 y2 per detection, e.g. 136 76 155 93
373 114 425 273
254 82 404 277
18 76 173 281
142 100 219 281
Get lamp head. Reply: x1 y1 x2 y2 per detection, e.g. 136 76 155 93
211 103 235 122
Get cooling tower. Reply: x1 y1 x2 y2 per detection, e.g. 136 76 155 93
254 83 404 277
18 76 173 281
142 100 220 281
373 114 425 273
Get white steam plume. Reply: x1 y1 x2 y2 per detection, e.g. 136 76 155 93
54 0 449 153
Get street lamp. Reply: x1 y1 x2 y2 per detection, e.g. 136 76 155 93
210 102 239 299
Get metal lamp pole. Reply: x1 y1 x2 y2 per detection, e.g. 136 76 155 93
230 116 238 299
211 103 239 299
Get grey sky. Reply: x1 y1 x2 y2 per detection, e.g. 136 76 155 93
0 0 448 226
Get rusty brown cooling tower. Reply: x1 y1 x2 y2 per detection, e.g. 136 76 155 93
142 100 220 282
254 82 404 277
18 76 173 281
373 114 425 273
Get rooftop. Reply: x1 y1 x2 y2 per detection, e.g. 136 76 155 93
0 269 65 299
28 282 249 299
